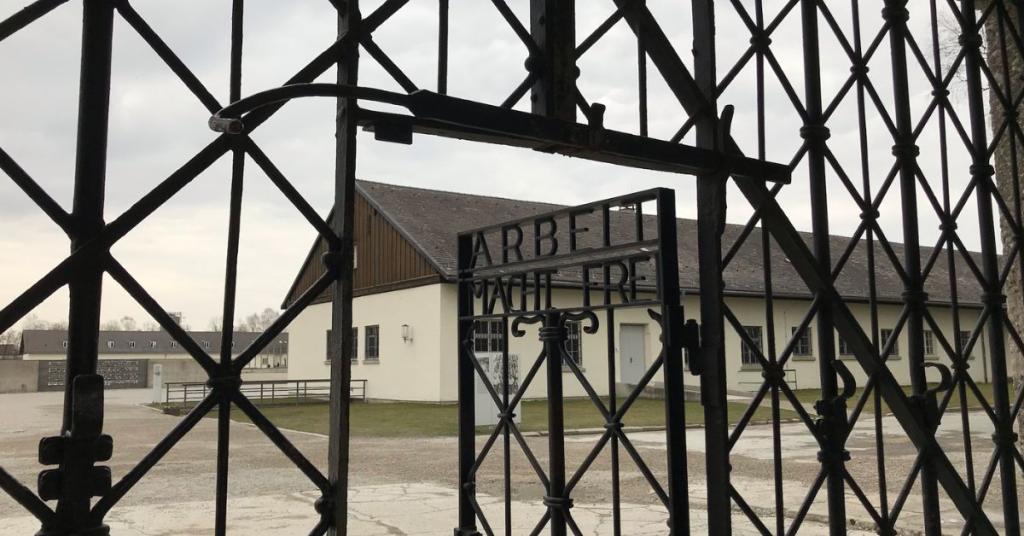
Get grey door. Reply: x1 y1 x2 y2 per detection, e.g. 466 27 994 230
619 324 646 385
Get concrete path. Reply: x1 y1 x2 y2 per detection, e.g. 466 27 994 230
0 390 1014 534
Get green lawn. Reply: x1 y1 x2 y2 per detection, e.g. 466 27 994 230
212 397 794 438
154 381 1005 438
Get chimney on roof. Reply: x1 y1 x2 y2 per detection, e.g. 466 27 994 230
167 312 183 327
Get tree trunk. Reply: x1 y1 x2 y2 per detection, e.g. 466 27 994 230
983 0 1024 454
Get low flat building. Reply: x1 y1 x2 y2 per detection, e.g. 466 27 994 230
20 329 288 369
283 180 990 402
15 330 289 391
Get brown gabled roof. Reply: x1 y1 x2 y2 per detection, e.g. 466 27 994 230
288 180 986 306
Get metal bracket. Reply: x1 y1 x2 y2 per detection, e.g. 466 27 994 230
681 319 702 375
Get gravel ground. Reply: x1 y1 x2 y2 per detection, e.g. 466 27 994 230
0 389 1017 534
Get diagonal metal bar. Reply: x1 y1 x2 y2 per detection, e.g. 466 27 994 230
105 256 218 374
92 393 219 519
0 466 56 526
242 139 340 246
0 0 68 42
611 2 999 531
0 144 72 233
231 392 331 492
361 0 409 34
359 36 418 93
115 0 222 113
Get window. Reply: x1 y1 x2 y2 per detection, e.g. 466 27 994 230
62 340 68 349
923 330 935 357
352 327 358 361
365 325 379 361
106 340 114 349
150 341 157 349
170 341 178 348
128 341 135 349
565 321 583 366
473 320 505 353
959 330 974 359
202 340 210 349
791 326 813 358
838 336 852 356
741 326 763 366
881 329 899 357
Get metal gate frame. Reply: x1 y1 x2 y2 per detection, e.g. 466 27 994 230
2 0 1024 535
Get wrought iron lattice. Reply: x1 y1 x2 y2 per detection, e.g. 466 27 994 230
2 0 1023 535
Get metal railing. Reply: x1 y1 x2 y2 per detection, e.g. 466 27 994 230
164 379 366 405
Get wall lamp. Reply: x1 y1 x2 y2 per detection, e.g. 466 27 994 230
401 324 413 343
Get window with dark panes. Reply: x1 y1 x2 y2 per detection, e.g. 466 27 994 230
366 325 379 361
791 326 812 357
741 326 763 366
881 329 899 356
565 321 582 366
473 320 504 353
923 330 935 357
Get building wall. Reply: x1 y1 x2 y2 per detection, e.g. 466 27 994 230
288 283 989 402
287 284 446 401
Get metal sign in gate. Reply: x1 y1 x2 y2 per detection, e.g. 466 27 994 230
455 188 695 535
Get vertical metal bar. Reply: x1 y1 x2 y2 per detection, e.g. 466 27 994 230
327 1 360 534
637 31 648 137
605 306 621 535
689 1 730 533
213 2 245 533
58 0 114 530
883 2 942 533
455 233 479 536
530 0 575 121
798 0 847 532
655 190 689 535
542 312 567 536
438 0 448 94
960 1 1021 533
501 316 511 536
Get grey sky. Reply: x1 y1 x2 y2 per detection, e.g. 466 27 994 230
0 0 996 329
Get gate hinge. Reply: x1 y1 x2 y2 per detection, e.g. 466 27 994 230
681 319 702 376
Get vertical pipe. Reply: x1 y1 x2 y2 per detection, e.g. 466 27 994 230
530 0 576 122
689 1 730 533
327 1 360 534
656 191 689 535
59 0 114 529
542 312 567 536
214 2 245 533
455 234 479 536
883 2 942 533
960 1 1021 533
798 0 846 533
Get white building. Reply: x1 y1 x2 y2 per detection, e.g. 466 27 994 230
284 181 990 402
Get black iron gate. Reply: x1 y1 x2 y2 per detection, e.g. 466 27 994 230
3 0 1024 534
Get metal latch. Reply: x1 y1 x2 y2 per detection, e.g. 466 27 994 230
681 319 702 375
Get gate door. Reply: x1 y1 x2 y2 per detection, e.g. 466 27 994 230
454 188 695 535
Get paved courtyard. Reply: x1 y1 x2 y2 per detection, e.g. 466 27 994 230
0 389 1014 534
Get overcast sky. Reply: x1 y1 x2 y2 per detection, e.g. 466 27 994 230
0 0 997 330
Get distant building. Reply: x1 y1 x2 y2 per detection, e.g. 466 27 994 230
282 181 989 402
0 343 20 360
20 330 288 369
